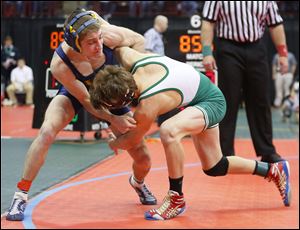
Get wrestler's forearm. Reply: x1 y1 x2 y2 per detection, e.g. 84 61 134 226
110 137 135 150
81 99 114 122
110 132 143 150
130 34 146 52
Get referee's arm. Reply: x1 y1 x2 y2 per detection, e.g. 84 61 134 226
201 20 217 71
269 24 289 74
269 24 287 51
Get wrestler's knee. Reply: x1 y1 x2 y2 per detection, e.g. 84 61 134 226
203 156 229 177
38 124 57 146
159 123 178 145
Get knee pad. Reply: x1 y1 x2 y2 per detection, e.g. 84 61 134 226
203 156 229 177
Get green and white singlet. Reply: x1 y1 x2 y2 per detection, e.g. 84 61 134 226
130 56 227 130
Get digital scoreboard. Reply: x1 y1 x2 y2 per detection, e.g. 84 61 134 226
165 15 217 84
42 24 64 97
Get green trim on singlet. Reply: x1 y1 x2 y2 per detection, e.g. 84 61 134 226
194 106 209 131
139 88 184 106
130 55 162 73
133 61 184 105
134 62 168 93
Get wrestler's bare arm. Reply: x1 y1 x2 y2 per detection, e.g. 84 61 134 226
101 24 145 52
114 47 149 71
87 10 144 51
50 59 115 122
86 10 145 52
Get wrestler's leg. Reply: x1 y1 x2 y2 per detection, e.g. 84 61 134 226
7 95 76 221
110 110 155 205
21 95 75 181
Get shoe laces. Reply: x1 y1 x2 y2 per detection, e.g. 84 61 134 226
9 198 26 215
156 192 184 219
140 184 154 198
268 164 287 199
156 194 172 215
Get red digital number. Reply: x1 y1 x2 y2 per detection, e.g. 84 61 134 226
50 31 64 50
179 34 202 53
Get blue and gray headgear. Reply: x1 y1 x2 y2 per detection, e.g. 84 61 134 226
64 11 98 52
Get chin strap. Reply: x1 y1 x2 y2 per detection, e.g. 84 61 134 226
102 89 135 109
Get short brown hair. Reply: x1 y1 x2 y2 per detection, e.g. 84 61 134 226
90 65 137 109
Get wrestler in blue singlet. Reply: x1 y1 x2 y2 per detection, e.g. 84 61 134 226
55 44 130 116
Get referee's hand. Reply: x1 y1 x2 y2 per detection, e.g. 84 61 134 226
203 55 217 71
278 56 289 74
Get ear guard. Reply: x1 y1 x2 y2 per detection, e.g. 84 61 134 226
101 89 135 109
64 11 98 52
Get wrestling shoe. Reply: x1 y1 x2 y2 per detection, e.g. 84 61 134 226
266 160 291 207
6 191 28 221
129 175 157 205
145 190 186 220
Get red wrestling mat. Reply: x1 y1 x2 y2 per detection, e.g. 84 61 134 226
1 106 110 140
1 139 298 229
1 106 159 140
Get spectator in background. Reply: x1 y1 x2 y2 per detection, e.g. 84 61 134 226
144 15 168 55
201 1 289 163
272 51 297 107
1 35 21 99
129 1 165 18
291 78 299 123
281 78 299 123
149 1 165 16
15 1 25 17
5 58 34 106
99 1 117 20
2 1 17 17
1 45 4 103
129 1 148 18
178 1 199 16
1 73 5 102
62 1 87 18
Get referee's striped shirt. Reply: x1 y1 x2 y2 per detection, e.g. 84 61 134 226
202 1 283 43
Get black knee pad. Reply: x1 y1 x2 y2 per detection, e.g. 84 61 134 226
203 156 229 177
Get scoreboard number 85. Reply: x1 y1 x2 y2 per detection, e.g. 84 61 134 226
179 35 202 53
